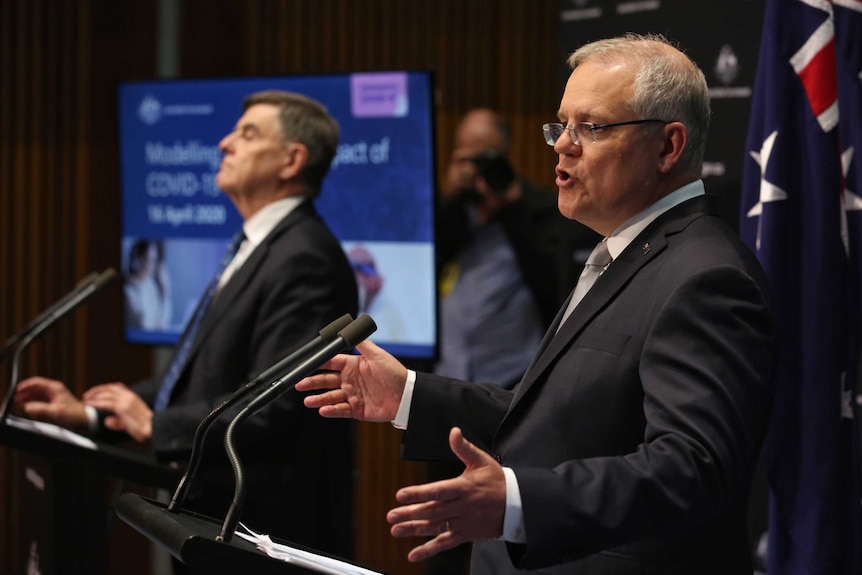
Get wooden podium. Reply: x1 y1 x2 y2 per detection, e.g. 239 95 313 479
0 416 180 574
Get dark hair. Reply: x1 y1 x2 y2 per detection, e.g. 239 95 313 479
127 240 151 276
127 239 164 276
243 90 340 197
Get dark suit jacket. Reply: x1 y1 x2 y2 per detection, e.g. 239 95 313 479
133 200 358 556
404 195 775 574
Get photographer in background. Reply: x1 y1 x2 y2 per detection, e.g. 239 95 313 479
428 108 597 575
435 108 597 389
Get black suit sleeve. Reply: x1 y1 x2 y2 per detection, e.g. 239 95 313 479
403 373 513 459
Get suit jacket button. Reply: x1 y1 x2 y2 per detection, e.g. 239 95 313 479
495 453 502 463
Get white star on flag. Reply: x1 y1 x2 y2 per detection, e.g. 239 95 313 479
746 130 789 250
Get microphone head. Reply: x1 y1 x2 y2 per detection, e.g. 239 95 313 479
74 271 100 289
337 314 377 348
95 267 120 287
319 313 354 343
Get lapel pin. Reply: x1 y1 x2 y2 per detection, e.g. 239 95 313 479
642 242 650 255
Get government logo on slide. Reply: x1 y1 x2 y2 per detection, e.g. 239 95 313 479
138 94 162 125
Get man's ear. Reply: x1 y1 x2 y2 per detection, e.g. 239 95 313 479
657 121 687 174
279 142 309 181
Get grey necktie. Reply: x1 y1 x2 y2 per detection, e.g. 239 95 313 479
557 238 612 332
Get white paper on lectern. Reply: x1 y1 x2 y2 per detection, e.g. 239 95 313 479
236 523 385 575
6 414 97 449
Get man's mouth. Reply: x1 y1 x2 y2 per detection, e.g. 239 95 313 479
555 166 572 186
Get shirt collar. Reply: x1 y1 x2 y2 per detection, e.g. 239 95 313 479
605 180 705 260
241 196 306 247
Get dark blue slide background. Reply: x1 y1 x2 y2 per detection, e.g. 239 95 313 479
118 71 437 358
119 72 435 242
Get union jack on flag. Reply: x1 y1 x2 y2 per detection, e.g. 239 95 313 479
740 1 862 574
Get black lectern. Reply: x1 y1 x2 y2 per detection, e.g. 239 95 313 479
114 314 386 575
0 416 180 487
0 416 180 574
115 493 388 575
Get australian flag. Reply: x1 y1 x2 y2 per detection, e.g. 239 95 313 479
740 1 862 574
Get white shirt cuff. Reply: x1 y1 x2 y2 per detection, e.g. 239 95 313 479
84 404 99 434
501 467 526 543
391 369 416 430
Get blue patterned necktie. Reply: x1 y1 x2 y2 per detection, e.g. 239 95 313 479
153 231 246 412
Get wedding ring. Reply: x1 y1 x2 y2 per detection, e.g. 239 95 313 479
445 520 451 532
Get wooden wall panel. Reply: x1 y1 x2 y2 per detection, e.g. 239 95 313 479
1 2 91 571
1 1 157 573
2 0 562 573
182 0 563 192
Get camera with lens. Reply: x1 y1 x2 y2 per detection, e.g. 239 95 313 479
469 149 516 195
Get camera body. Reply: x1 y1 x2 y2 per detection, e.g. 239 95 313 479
469 149 516 194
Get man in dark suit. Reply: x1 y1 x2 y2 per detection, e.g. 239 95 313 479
295 34 775 574
16 90 358 557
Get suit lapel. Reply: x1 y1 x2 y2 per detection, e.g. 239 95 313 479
508 195 716 410
515 291 574 387
183 201 315 364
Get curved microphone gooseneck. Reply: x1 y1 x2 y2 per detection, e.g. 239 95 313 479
0 269 119 423
167 313 354 513
216 313 377 542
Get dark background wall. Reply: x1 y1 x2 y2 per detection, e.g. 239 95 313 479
0 1 764 574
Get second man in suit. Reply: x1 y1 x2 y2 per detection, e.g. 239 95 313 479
16 90 358 558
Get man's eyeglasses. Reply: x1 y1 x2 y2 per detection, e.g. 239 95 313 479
542 119 668 146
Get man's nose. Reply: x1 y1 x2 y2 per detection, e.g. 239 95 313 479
218 132 234 152
554 133 581 156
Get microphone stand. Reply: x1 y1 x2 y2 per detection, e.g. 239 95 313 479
167 313 355 513
216 314 377 542
0 269 118 423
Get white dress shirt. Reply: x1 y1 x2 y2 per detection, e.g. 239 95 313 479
218 195 307 290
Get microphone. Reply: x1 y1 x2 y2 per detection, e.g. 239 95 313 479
0 271 100 361
217 313 377 542
167 313 355 513
0 268 119 423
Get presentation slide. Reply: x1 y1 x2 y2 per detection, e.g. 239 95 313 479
118 71 437 359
